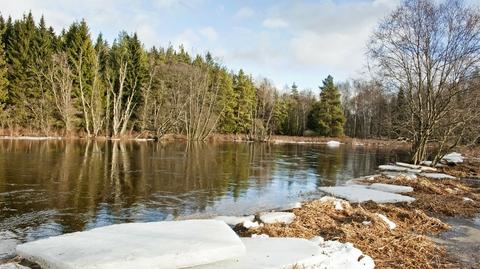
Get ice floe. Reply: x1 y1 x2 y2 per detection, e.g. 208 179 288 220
319 186 415 203
369 183 414 193
377 214 396 230
16 220 246 269
378 165 421 173
418 173 456 179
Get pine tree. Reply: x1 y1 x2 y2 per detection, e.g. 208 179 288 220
308 75 345 137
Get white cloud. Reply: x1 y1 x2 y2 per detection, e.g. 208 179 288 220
199 26 218 42
234 7 254 20
262 18 288 29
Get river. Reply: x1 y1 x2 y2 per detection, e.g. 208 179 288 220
0 139 409 258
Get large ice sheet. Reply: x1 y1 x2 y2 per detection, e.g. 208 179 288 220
318 186 415 203
192 237 374 269
16 220 246 269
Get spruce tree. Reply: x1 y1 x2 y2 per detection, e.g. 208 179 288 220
308 75 345 137
0 21 8 106
63 20 97 134
232 69 256 133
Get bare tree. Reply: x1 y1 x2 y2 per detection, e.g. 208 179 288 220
46 53 75 134
108 61 137 137
368 0 480 164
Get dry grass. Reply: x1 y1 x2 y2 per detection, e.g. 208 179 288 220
440 161 480 179
365 176 480 217
236 200 452 269
236 165 480 269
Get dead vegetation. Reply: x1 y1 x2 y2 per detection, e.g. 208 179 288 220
236 199 452 269
236 164 480 269
365 176 480 217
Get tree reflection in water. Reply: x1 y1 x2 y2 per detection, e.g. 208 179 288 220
0 140 408 243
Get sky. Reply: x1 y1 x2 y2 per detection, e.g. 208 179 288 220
0 0 404 91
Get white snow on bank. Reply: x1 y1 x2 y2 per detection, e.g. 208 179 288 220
193 237 374 269
377 214 396 230
243 220 261 229
418 173 456 179
369 183 414 193
319 196 350 211
319 186 415 203
442 152 464 164
16 220 246 269
326 141 341 147
213 215 255 226
259 212 295 224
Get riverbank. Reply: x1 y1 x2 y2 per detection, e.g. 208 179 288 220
233 159 480 268
0 131 412 147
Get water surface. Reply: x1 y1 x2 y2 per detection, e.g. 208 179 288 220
0 140 408 256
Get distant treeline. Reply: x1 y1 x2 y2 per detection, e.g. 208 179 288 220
0 13 349 140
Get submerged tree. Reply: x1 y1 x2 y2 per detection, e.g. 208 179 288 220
368 0 480 164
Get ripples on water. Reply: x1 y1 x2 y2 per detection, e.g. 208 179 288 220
0 140 409 257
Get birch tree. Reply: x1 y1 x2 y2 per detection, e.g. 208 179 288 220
368 0 480 164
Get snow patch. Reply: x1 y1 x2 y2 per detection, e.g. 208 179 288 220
243 220 260 229
213 215 255 226
251 234 269 239
312 240 375 269
16 220 246 269
259 212 295 224
463 197 474 202
442 152 464 164
319 196 350 210
319 186 415 203
382 171 417 180
326 141 341 147
377 214 396 230
194 237 374 269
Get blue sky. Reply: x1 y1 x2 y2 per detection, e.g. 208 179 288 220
1 0 404 91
